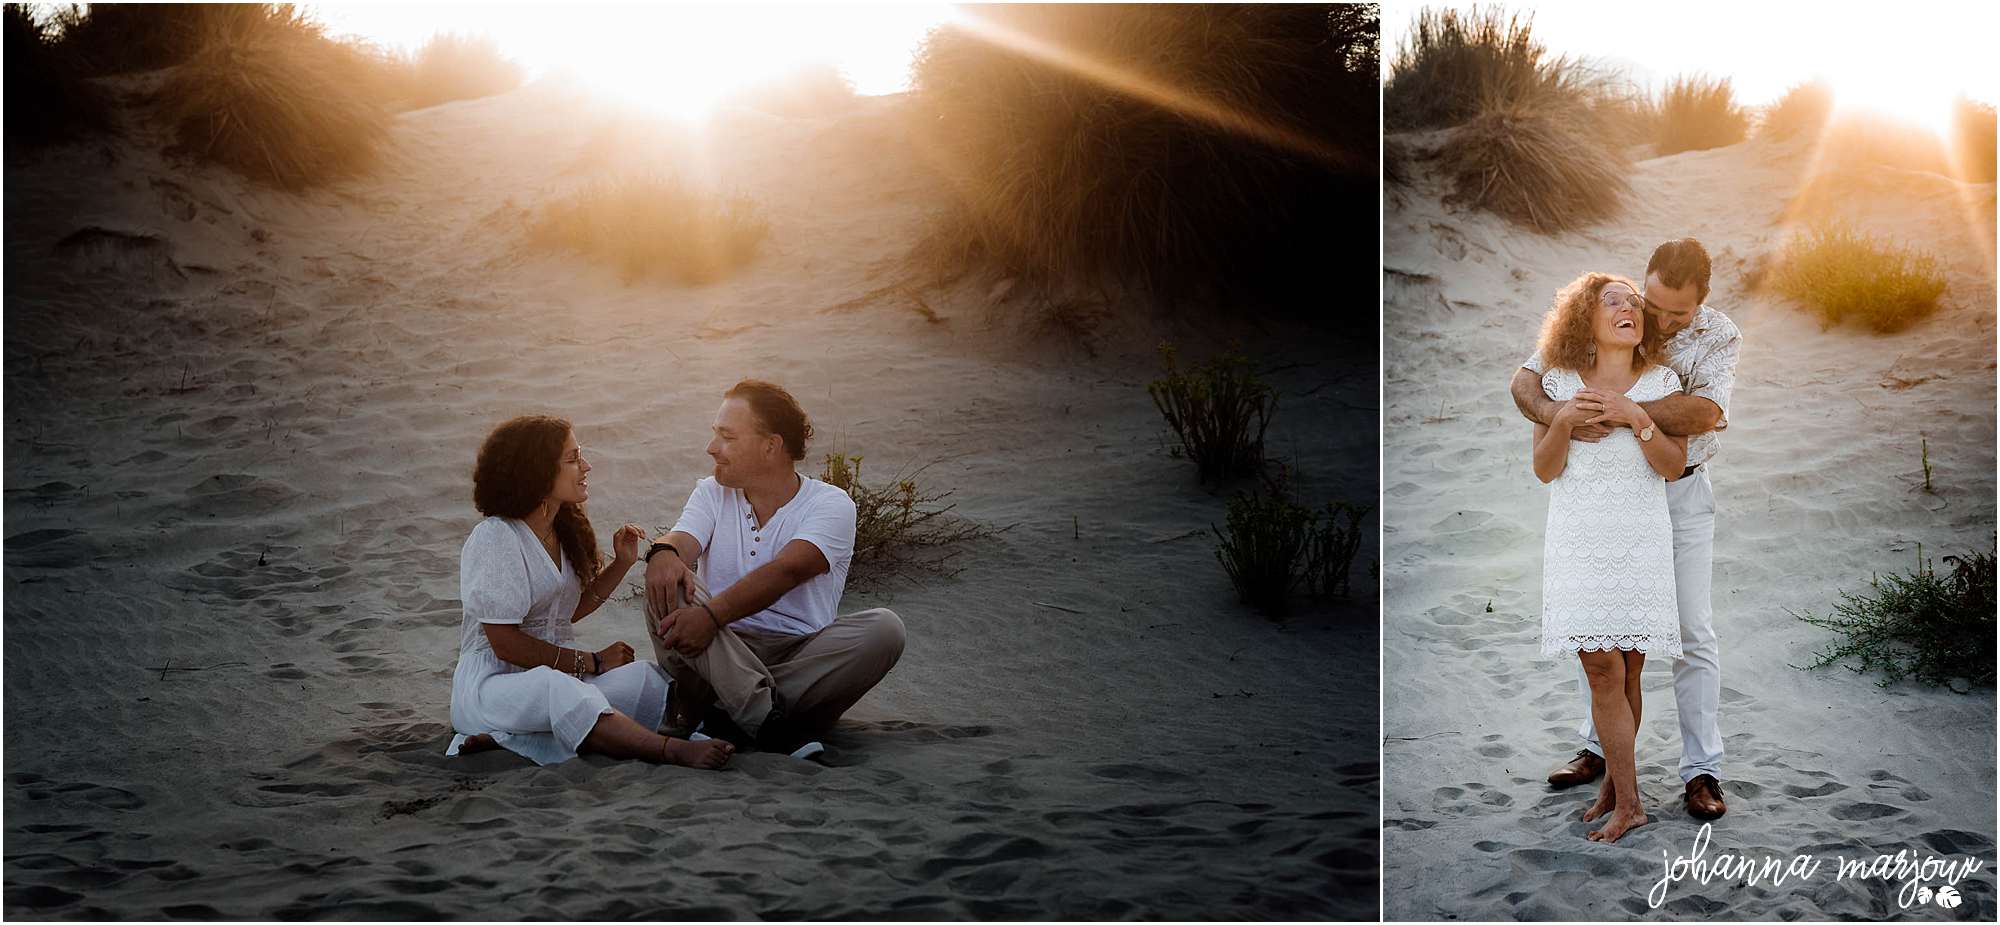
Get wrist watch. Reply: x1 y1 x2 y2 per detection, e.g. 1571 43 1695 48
1638 423 1656 442
643 541 680 563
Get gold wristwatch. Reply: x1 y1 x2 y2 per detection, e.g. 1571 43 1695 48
1638 423 1656 442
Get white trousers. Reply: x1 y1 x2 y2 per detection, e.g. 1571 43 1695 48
1576 466 1723 781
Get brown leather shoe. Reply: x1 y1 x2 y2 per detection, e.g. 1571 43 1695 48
1547 749 1605 788
1685 774 1727 819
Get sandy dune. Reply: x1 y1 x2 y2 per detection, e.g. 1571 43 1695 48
2 84 1374 917
1382 136 1997 920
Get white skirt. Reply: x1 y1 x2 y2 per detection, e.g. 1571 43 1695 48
448 650 669 766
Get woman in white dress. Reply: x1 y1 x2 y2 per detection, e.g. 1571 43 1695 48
449 415 733 769
1530 273 1686 843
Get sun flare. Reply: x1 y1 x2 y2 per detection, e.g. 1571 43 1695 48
312 3 958 120
1827 73 1960 139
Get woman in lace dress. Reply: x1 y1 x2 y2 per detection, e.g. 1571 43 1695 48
1530 273 1687 843
449 415 733 769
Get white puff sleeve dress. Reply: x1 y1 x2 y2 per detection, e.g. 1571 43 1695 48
446 517 669 765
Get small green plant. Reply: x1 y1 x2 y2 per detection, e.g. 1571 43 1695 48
531 173 769 284
1793 545 1996 692
1304 500 1371 599
1766 221 1946 333
1654 73 1748 155
1213 487 1314 615
1147 343 1276 485
819 452 993 588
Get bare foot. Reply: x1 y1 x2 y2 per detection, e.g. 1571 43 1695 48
460 734 500 754
1582 779 1617 822
660 736 734 769
1585 807 1649 843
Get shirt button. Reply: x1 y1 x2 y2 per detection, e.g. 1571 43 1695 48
749 550 757 557
754 536 761 542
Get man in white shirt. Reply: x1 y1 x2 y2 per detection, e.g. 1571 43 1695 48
1508 238 1741 820
641 380 906 752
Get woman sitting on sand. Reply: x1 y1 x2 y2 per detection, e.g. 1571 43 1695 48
1530 273 1685 843
448 415 733 769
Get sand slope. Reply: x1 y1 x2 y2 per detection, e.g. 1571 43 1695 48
1382 136 1997 920
2 83 1374 918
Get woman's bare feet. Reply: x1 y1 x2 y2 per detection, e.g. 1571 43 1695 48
1582 778 1618 822
460 733 500 754
660 736 734 769
1586 806 1649 843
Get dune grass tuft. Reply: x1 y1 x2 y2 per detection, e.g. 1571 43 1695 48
154 5 391 189
1765 221 1946 333
404 32 524 110
1384 6 1598 131
1437 108 1628 233
5 3 112 147
1758 79 1834 140
530 174 769 284
819 453 995 589
906 4 1378 311
1794 546 1995 692
1949 96 1996 182
720 61 859 118
1148 343 1277 486
1653 73 1747 154
1304 500 1371 599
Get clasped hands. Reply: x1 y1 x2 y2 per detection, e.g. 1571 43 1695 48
644 550 720 657
1553 389 1647 442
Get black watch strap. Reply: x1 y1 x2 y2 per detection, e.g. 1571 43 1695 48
644 541 680 563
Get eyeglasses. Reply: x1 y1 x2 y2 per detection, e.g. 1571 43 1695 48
1599 287 1648 311
562 446 589 465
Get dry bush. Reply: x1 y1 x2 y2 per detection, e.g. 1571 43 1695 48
530 173 769 284
1765 221 1946 333
1147 343 1277 485
5 3 111 147
155 5 391 189
1588 79 1659 148
1438 108 1628 233
45 1 214 74
1385 6 1601 131
819 453 994 589
404 32 523 110
906 4 1377 312
720 61 859 118
1654 73 1747 154
1758 80 1834 140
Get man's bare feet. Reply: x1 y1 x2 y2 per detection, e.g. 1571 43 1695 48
1586 807 1649 843
1582 779 1617 822
660 736 734 769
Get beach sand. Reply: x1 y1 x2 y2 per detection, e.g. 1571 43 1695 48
2 85 1375 917
1382 135 1997 919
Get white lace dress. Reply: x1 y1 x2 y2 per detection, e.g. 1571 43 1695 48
1540 365 1683 658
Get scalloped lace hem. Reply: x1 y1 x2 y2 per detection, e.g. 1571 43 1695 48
1543 634 1683 659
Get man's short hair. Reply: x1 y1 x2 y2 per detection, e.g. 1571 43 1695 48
1646 238 1712 303
724 379 813 461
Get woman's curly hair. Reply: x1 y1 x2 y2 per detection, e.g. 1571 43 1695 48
472 415 602 588
1534 271 1668 373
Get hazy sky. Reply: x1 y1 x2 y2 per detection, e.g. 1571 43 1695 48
307 2 956 115
1382 1 1997 108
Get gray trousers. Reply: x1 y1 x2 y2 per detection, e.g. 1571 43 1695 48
645 605 905 740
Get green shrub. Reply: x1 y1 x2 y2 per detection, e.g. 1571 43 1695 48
1794 546 1995 692
155 5 390 189
530 173 769 284
1438 107 1628 232
819 453 992 588
1214 487 1314 615
1654 73 1747 154
4 3 112 147
906 4 1377 310
1384 6 1599 131
405 32 523 110
1304 501 1371 599
1766 221 1946 332
1147 343 1276 485
1759 80 1833 140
